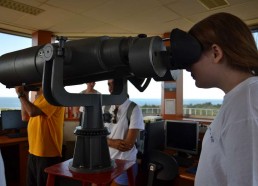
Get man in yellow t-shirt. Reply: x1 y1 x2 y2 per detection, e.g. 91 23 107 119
16 86 65 186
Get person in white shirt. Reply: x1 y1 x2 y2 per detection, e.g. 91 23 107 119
186 12 258 186
79 82 100 112
104 79 144 186
0 149 6 186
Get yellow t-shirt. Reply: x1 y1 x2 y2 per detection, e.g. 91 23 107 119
28 95 65 157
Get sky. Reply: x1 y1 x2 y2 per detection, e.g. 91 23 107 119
5 32 258 100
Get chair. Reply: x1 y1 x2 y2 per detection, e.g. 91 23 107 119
136 120 178 185
146 150 179 186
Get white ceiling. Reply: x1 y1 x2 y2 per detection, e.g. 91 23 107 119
0 0 258 39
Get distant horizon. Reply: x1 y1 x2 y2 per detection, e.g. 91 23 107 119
0 96 223 100
0 97 223 109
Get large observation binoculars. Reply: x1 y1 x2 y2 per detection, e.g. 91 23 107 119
0 28 202 90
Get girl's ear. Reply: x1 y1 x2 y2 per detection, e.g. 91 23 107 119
211 44 223 64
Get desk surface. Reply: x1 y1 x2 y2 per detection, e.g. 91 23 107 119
0 135 28 145
171 167 196 186
0 135 28 186
179 166 195 181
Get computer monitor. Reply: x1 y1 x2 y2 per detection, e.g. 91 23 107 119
142 120 165 170
144 120 165 154
165 120 199 156
1 110 27 131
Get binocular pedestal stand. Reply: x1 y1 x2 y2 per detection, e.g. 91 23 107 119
68 94 113 173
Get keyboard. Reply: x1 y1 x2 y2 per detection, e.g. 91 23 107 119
6 133 28 138
186 165 198 174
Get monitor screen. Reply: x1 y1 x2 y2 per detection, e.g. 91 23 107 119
144 120 165 153
1 110 27 131
142 120 165 171
165 120 199 155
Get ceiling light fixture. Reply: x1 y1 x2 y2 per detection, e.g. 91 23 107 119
198 0 229 9
0 0 45 15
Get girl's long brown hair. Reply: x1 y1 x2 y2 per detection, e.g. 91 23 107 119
189 12 258 75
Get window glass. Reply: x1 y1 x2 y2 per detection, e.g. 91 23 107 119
0 33 31 109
